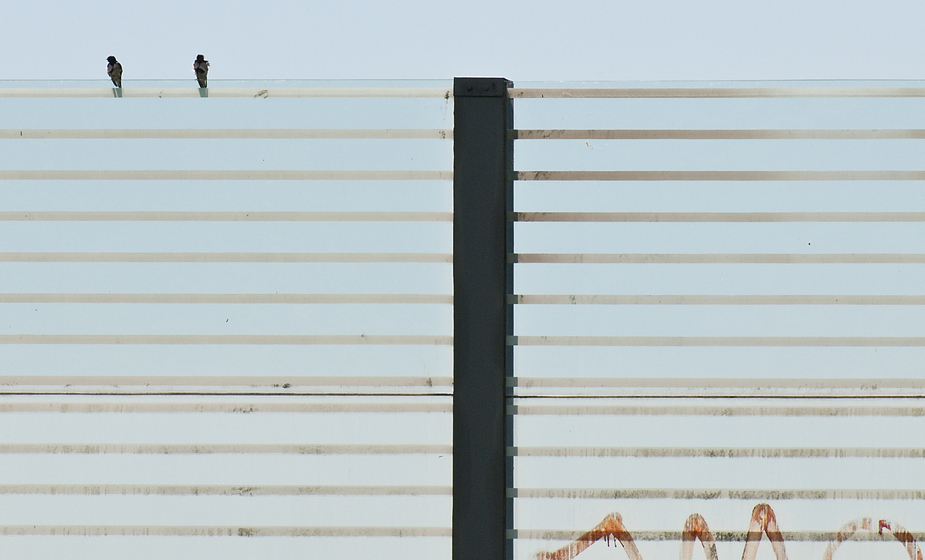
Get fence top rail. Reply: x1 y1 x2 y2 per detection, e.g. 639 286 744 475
509 80 925 98
511 87 925 99
0 79 453 87
0 87 453 99
4 79 925 97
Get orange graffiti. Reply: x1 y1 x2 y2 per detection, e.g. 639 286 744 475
536 504 921 560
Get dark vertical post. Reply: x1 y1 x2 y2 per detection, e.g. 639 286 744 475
453 77 513 560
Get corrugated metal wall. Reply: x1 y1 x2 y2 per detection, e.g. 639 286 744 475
0 82 453 559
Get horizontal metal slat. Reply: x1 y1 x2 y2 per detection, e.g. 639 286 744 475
511 129 925 140
0 253 452 263
0 212 452 222
510 253 925 264
509 336 925 347
510 377 925 389
0 129 453 139
510 87 925 99
0 170 452 180
513 488 925 500
0 525 452 537
510 378 925 398
0 88 453 99
0 443 452 453
0 402 451 413
0 375 454 395
0 294 453 304
0 484 451 496
0 335 453 346
514 170 925 181
511 212 925 222
0 375 453 387
510 404 925 416
511 529 924 542
509 446 925 458
511 294 925 305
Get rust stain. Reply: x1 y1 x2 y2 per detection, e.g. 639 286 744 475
536 504 922 560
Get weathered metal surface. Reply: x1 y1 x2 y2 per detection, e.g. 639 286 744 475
0 170 453 180
511 129 925 139
0 128 453 139
510 212 925 222
514 170 925 180
0 252 453 263
0 211 453 221
0 87 453 98
510 87 925 98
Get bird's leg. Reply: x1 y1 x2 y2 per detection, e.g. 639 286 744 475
680 513 719 560
740 503 788 560
535 512 643 560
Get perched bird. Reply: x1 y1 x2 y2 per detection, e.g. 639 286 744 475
106 56 122 88
193 54 209 88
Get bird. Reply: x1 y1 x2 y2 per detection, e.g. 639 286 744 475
193 54 209 88
106 56 122 88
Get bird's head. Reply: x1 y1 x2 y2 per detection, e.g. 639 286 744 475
107 56 117 64
196 54 205 61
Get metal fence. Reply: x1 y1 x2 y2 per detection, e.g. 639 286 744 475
2 78 925 560
0 81 453 559
507 82 925 560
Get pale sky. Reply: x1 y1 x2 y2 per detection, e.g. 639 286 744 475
1 0 924 81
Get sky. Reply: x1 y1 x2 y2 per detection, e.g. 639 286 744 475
1 0 924 81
